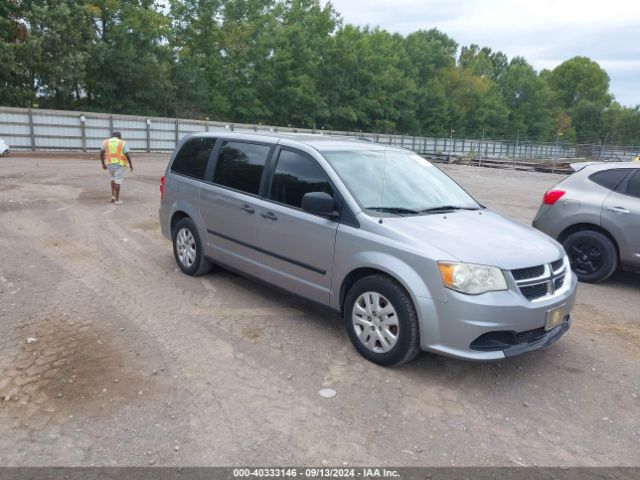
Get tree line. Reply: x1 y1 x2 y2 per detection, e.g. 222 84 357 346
1 0 639 144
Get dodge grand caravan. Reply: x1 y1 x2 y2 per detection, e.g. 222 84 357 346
159 133 577 366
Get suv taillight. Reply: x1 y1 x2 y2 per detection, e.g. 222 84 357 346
543 189 565 205
160 176 165 200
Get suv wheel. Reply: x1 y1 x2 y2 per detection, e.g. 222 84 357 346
344 274 420 366
172 217 212 276
563 230 617 283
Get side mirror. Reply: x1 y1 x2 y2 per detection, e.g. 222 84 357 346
301 192 339 218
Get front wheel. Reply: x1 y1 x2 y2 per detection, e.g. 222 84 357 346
344 274 420 366
172 217 212 276
563 230 617 283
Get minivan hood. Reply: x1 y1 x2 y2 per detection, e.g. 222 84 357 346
381 209 564 270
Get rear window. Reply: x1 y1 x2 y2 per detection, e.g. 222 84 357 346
213 141 271 195
625 171 640 197
171 137 216 180
588 169 628 190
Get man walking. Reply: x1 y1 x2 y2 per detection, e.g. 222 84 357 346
100 131 133 204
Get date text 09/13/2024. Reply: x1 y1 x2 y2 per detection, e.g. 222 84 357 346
232 468 400 478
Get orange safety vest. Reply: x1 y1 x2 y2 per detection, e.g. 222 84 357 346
103 137 128 166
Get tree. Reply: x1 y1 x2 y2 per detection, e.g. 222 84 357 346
439 67 508 138
500 58 554 140
256 0 338 128
0 0 31 105
603 103 640 144
405 29 457 82
459 44 508 83
1 0 93 108
86 0 175 116
546 56 611 110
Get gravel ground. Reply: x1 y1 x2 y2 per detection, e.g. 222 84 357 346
0 153 638 467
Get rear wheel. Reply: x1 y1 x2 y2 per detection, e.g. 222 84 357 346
172 217 212 276
344 274 420 366
563 230 617 283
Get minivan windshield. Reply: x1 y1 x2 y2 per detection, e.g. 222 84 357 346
322 149 480 214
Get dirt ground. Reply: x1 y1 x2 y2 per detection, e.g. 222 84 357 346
0 153 638 467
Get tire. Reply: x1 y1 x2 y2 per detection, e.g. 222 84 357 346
344 274 420 366
563 230 617 283
172 217 212 276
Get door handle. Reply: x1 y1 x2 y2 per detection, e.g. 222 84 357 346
261 212 278 221
607 206 630 214
240 204 255 214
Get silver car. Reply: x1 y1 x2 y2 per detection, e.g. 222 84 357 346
159 133 576 366
533 162 640 283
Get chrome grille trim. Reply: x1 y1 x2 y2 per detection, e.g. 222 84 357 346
511 258 571 302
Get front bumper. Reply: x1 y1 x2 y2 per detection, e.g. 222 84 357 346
416 273 577 361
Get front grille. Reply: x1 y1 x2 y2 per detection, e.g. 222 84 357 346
521 283 549 300
512 265 544 280
511 258 566 301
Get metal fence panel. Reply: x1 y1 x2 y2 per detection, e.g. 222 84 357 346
1 106 638 162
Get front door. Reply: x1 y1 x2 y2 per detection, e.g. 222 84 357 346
255 148 339 304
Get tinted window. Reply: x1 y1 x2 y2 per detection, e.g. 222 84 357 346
213 141 271 195
589 169 628 190
269 150 334 208
625 171 640 197
171 137 216 180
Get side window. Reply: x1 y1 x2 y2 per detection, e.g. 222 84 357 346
588 169 628 190
268 150 334 209
171 137 216 180
213 141 271 195
625 171 640 197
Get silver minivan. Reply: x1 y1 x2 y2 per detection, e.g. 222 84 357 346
159 133 577 366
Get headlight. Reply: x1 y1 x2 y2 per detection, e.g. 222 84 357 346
438 262 508 295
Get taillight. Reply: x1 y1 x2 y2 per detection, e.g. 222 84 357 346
160 176 165 200
543 189 565 205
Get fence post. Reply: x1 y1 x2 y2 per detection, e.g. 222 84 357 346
80 114 87 152
28 109 36 151
174 118 179 147
146 119 151 153
109 115 114 133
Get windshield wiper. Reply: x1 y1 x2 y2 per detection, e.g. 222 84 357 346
366 207 421 215
419 205 480 213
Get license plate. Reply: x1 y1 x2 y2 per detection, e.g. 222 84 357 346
546 304 565 331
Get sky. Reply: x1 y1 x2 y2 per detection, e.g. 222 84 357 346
325 0 640 107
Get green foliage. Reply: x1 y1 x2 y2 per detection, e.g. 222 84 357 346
500 58 554 140
2 1 638 143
